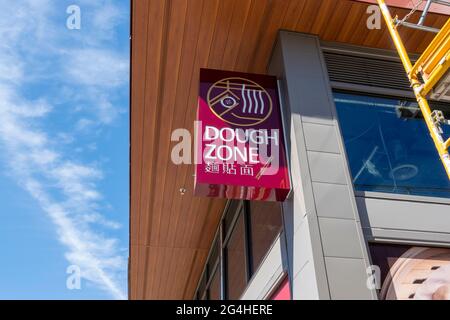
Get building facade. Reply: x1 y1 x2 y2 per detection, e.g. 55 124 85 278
130 0 450 300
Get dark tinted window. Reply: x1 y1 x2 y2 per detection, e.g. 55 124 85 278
196 200 286 300
207 237 219 276
225 211 247 299
208 268 221 300
224 200 240 238
198 272 207 300
249 201 283 274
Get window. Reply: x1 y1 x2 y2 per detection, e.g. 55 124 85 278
198 273 207 300
207 238 219 277
248 201 283 274
208 268 221 300
206 238 220 300
224 200 240 236
195 200 285 300
225 211 247 299
335 92 450 198
195 231 221 300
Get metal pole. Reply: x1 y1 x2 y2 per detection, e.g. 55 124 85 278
396 20 439 33
418 0 433 26
378 1 414 73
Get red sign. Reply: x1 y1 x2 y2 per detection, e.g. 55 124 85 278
194 69 291 201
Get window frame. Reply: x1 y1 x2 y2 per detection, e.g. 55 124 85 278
223 208 248 299
333 89 450 198
194 199 285 300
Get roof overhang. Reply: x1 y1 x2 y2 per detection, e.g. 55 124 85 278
129 0 449 299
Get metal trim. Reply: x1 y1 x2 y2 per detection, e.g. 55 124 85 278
355 190 450 204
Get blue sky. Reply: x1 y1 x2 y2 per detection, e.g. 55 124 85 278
0 0 129 299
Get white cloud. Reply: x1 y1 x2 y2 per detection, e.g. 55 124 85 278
31 149 59 166
53 162 103 180
25 180 125 299
96 94 124 124
66 49 128 88
76 118 96 131
64 48 128 127
92 2 126 35
57 132 75 144
52 162 103 202
0 54 24 83
14 99 52 118
0 84 127 299
0 0 128 299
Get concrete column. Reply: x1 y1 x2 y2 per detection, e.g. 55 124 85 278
268 31 377 300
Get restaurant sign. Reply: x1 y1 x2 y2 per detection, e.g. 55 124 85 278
194 69 291 201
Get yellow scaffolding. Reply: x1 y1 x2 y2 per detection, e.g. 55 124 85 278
377 0 450 179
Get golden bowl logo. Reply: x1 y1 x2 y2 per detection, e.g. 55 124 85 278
207 77 273 127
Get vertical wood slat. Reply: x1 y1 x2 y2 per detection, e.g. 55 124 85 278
144 0 189 297
250 0 291 73
132 0 166 299
129 0 148 299
161 0 204 250
169 0 220 251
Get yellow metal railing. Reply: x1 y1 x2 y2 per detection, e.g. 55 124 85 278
419 18 450 95
377 0 450 179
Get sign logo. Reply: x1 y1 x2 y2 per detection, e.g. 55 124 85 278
207 77 273 127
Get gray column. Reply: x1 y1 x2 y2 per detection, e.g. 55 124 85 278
268 31 377 300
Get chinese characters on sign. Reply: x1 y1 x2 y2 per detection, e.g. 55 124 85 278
194 69 291 201
204 162 254 177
